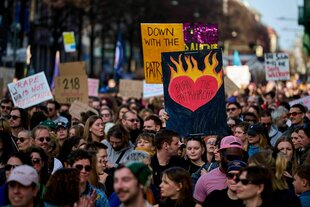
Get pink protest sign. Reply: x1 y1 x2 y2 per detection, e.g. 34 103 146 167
7 72 53 109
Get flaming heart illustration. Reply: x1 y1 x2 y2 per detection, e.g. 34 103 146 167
168 52 223 112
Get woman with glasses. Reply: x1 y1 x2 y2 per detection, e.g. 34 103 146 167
204 160 246 207
236 166 273 207
83 115 105 143
27 146 50 206
66 149 109 207
0 152 31 206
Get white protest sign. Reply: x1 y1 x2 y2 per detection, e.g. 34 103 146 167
143 80 164 98
88 78 99 97
289 96 310 110
264 53 290 81
225 65 251 88
63 32 76 52
8 72 53 109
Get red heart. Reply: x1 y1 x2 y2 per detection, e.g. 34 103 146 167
168 75 219 112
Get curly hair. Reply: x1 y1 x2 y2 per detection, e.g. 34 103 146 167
44 168 80 205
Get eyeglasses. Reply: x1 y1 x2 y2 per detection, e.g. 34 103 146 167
126 119 140 123
226 108 237 112
288 112 302 117
16 137 28 143
5 164 20 171
1 105 11 110
101 113 111 117
227 172 239 180
32 158 41 165
207 141 216 145
235 177 256 185
37 137 51 142
8 115 21 120
74 164 92 172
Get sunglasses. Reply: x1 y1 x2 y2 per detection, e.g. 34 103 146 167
74 164 92 172
227 172 239 180
1 105 11 110
37 137 51 142
262 123 272 127
226 108 237 112
127 119 140 123
8 115 21 120
32 158 41 165
5 164 20 171
235 177 257 185
16 137 28 143
225 154 243 161
288 112 302 117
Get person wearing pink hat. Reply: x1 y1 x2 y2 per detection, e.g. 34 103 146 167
193 135 244 207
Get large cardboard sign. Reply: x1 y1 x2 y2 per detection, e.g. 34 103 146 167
264 53 290 81
119 80 143 99
88 78 99 97
162 49 227 137
69 100 99 121
141 23 185 84
63 32 76 52
0 67 15 97
143 80 164 99
225 65 251 88
7 72 53 109
54 62 88 104
289 96 310 110
224 76 240 97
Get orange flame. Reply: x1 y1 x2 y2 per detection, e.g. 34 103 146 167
169 53 223 88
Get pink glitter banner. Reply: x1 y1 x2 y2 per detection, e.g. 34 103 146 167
183 23 218 50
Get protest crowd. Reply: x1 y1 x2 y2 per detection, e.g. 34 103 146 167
1 79 310 207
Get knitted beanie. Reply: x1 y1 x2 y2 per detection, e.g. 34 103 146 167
125 161 152 187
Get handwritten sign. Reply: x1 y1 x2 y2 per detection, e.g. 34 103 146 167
88 78 99 97
69 100 99 121
289 96 310 110
141 23 185 84
143 80 164 99
162 49 227 137
54 62 88 104
183 23 218 51
0 67 15 97
7 72 53 109
119 80 143 99
264 53 290 81
63 32 76 52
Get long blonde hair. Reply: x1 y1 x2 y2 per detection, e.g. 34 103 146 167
248 150 288 191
